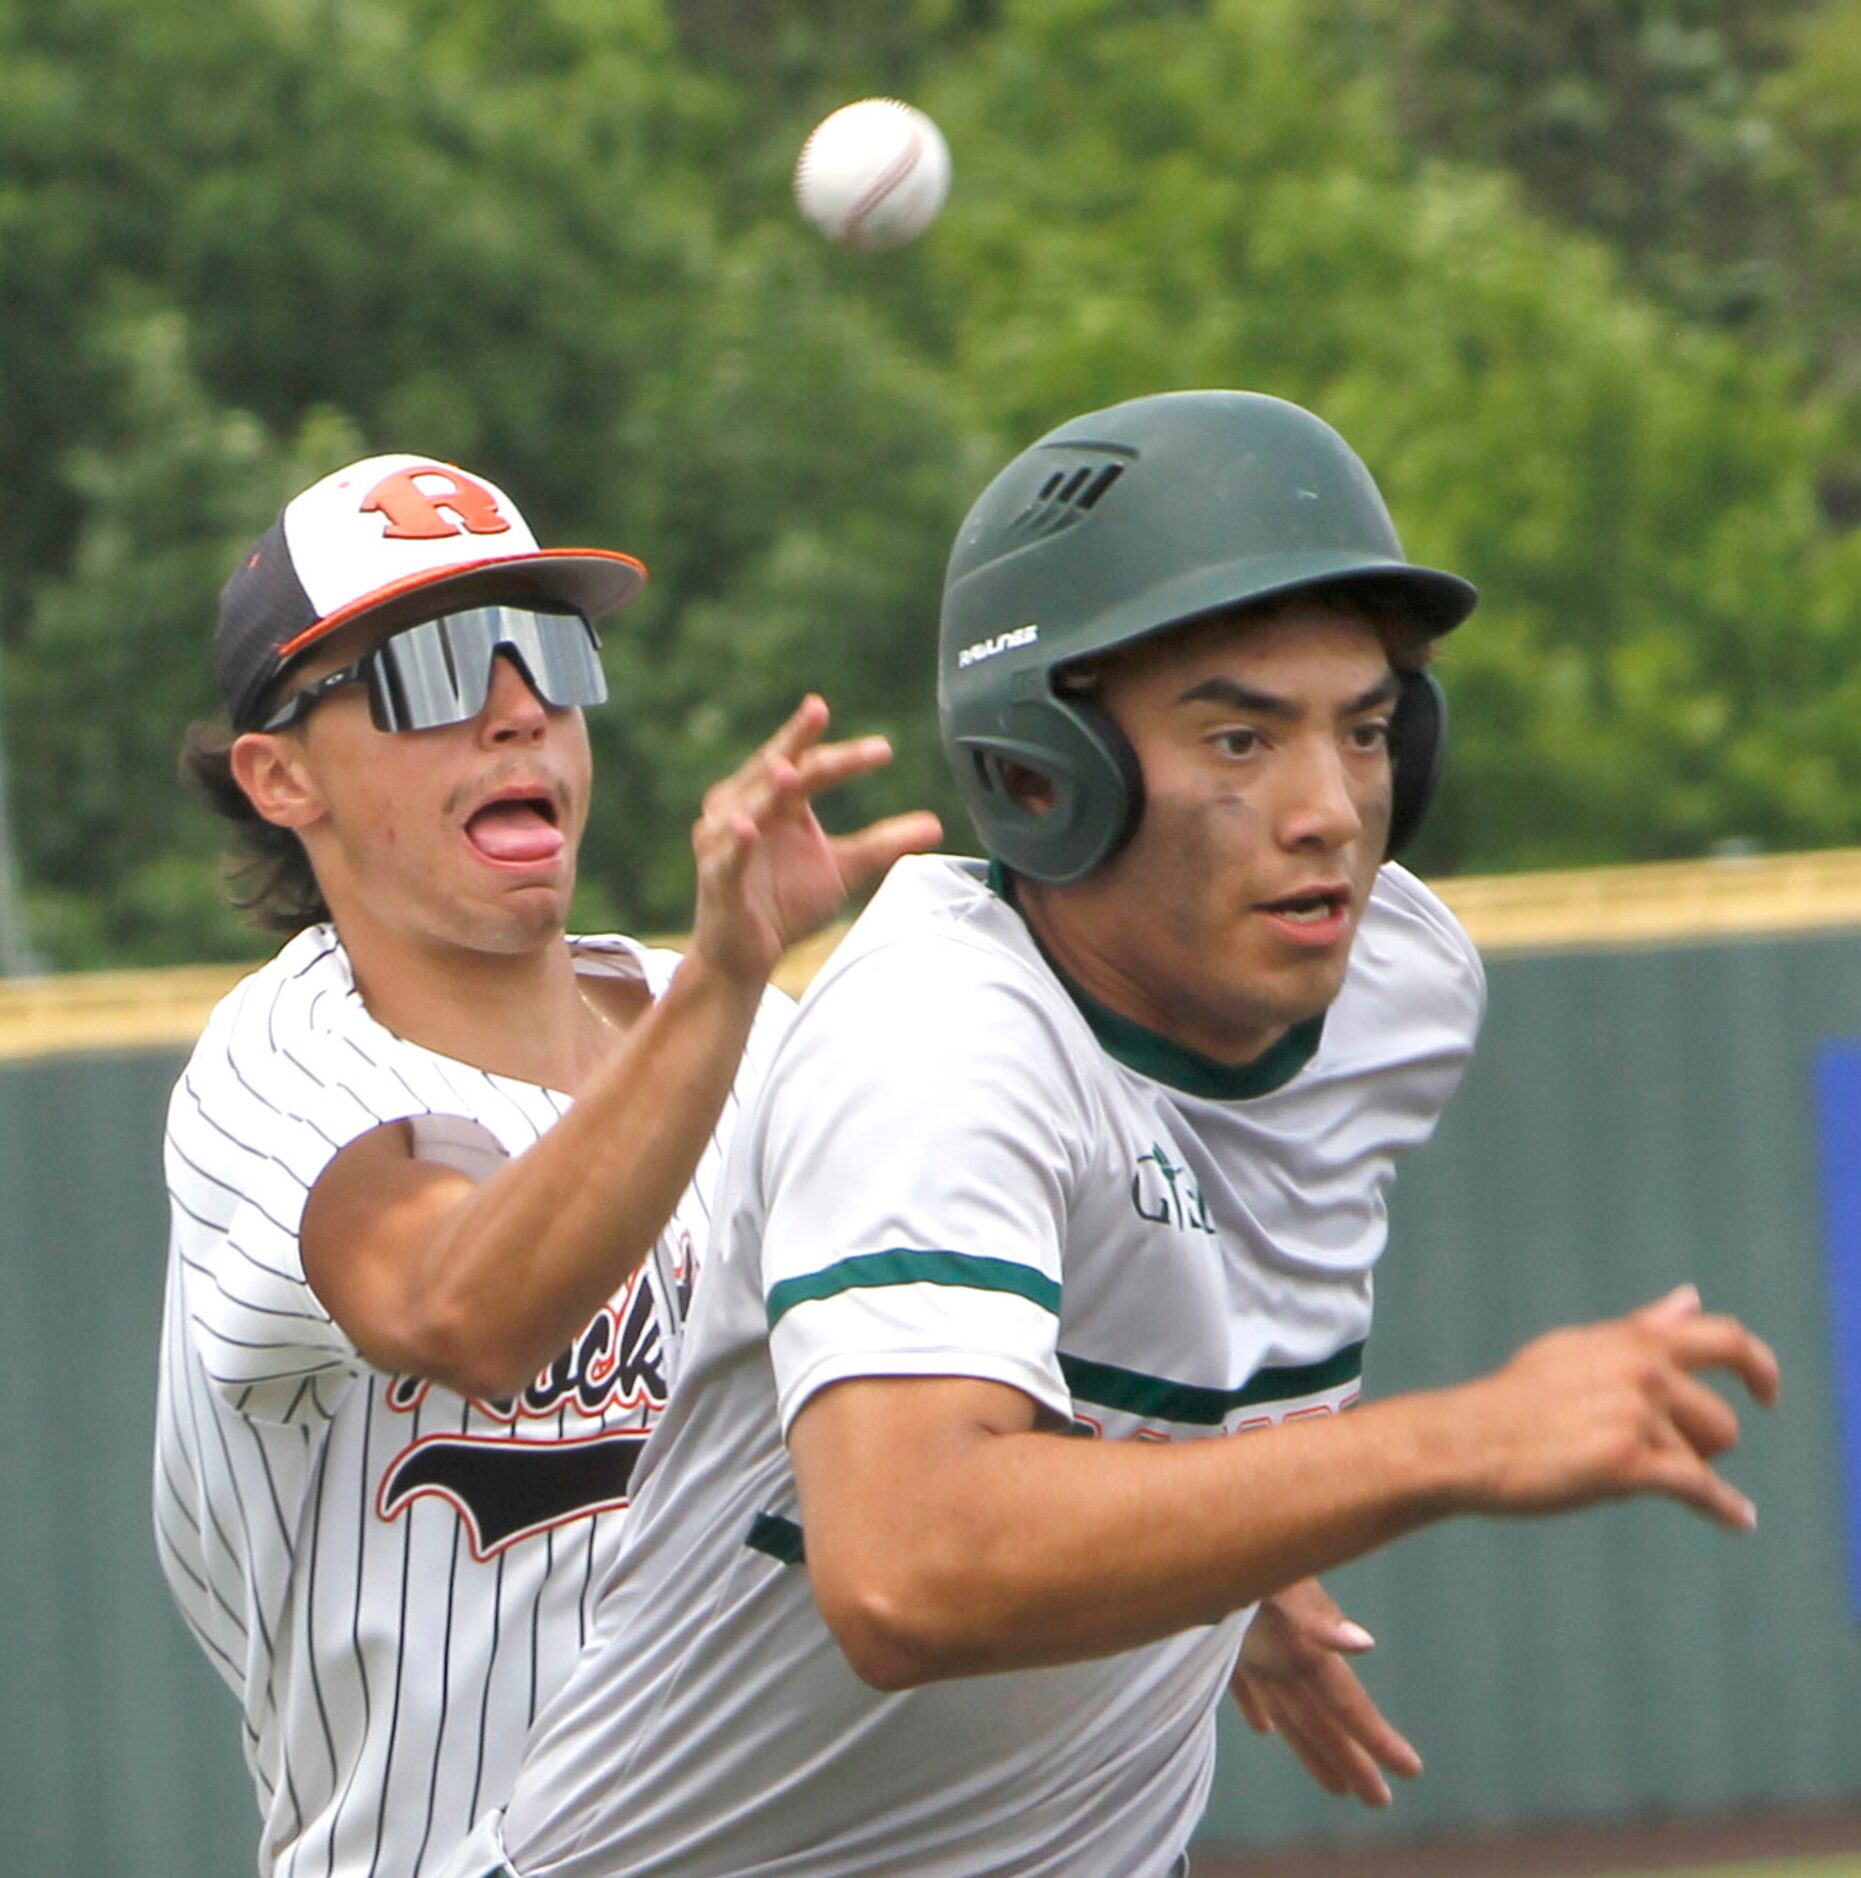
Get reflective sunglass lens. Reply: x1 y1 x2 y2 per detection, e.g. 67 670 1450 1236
367 608 604 731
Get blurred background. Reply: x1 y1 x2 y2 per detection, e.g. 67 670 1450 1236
3 0 1861 1871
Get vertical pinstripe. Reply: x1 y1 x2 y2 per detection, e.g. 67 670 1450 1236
153 926 791 1876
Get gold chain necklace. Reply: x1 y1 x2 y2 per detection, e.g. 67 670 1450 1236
578 980 624 1042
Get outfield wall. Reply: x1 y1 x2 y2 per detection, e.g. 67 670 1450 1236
3 850 1858 1874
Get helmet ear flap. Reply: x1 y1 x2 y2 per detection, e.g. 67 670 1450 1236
950 694 1144 885
1386 669 1447 857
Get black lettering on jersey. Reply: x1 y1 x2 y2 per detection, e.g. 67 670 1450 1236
384 1272 666 1423
376 1428 650 1560
515 1279 665 1421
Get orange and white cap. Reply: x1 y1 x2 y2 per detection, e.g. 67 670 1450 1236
216 453 647 728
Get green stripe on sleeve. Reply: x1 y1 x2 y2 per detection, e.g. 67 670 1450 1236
766 1249 1062 1331
1059 1340 1365 1428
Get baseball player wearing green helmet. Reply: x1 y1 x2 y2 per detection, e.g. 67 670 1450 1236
941 388 1472 881
461 392 1777 1878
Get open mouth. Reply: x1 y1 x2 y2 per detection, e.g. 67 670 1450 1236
464 794 564 866
1259 888 1349 927
1254 882 1352 935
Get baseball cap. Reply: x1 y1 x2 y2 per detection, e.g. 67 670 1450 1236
216 453 648 729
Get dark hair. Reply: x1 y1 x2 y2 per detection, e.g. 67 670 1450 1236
1058 578 1438 696
180 720 330 935
1235 578 1438 671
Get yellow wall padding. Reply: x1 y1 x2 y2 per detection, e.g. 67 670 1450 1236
6 847 1861 1064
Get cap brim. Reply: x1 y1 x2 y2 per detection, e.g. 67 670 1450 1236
276 548 647 661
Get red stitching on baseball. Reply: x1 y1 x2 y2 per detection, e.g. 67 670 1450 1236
849 129 922 229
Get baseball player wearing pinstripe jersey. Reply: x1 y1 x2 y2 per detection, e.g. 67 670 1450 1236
152 454 938 1877
471 393 1777 1878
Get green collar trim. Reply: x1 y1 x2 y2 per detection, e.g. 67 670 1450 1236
986 860 1324 1100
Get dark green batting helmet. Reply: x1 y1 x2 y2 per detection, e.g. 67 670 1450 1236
938 389 1479 883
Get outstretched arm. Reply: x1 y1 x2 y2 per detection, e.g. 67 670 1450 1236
788 1287 1778 1690
302 697 941 1400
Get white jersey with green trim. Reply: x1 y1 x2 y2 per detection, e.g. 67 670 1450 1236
499 854 1485 1878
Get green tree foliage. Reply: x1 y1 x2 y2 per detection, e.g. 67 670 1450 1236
0 0 1852 964
1357 0 1810 330
1350 0 1861 512
918 0 1861 873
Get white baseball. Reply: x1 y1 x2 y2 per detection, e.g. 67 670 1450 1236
794 98 952 251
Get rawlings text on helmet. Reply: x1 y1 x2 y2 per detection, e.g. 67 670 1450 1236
957 625 1040 669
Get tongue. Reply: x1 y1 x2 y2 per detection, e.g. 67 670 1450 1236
466 802 564 864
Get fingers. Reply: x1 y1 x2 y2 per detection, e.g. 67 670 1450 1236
717 706 908 835
830 812 945 891
1306 1614 1377 1655
1283 1661 1424 1784
1230 1670 1273 1736
1636 1283 1701 1328
1616 1313 1767 1530
1235 1589 1422 1809
1263 1670 1414 1806
1270 1702 1357 1800
691 786 770 892
1476 1297 1776 1533
1615 1310 1774 1528
1626 1289 1779 1406
758 692 832 768
712 697 842 827
790 733 899 800
1657 1312 1781 1407
752 694 887 803
1642 1437 1759 1532
1658 1367 1742 1461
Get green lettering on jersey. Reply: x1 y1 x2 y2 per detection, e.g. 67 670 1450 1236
1130 1142 1218 1234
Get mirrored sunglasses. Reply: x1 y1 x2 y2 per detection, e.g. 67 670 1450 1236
260 605 608 733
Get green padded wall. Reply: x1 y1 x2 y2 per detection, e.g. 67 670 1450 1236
0 1049 254 1876
1200 929 1861 1849
2 927 1858 1873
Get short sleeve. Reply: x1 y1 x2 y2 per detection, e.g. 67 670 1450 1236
756 942 1095 1434
164 979 457 1423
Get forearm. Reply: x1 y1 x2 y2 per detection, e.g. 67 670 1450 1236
805 1386 1477 1687
801 1299 1778 1689
404 956 764 1394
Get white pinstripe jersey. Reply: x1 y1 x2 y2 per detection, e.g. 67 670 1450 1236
152 925 792 1878
500 855 1485 1878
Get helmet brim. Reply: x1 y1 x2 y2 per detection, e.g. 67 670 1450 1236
1084 548 1477 664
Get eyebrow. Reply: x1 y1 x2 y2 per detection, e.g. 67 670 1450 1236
1176 672 1403 719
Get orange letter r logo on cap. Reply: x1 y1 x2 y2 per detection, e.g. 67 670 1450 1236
362 467 513 541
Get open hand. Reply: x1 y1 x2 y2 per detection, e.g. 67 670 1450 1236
1230 1577 1421 1807
688 695 942 984
1459 1284 1780 1530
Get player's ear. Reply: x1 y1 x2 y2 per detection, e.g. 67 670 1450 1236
997 757 1055 817
230 731 328 830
